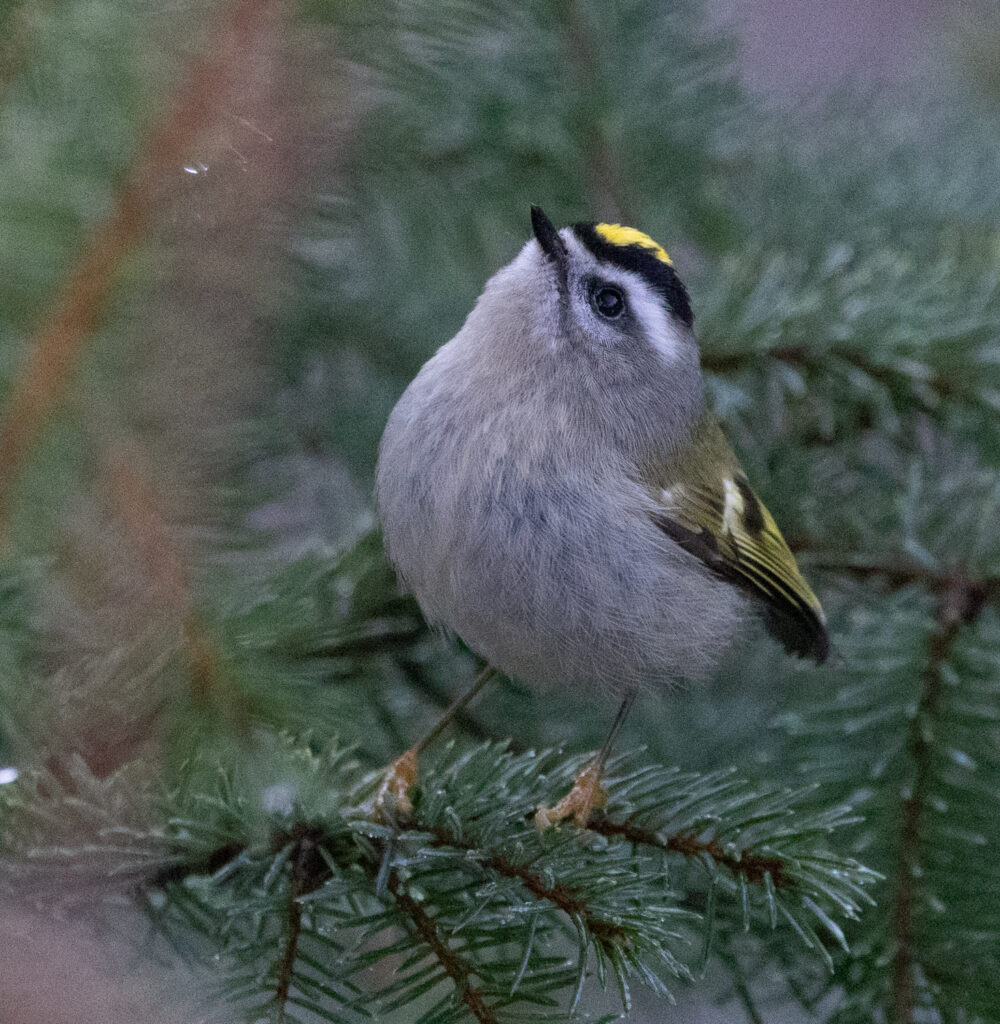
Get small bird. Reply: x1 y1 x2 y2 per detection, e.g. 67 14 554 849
376 207 827 827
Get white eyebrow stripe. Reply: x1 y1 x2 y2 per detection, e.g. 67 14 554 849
625 275 685 363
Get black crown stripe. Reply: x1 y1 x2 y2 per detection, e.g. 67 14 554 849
572 223 694 328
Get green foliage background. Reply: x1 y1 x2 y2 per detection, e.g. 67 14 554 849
0 1 998 1022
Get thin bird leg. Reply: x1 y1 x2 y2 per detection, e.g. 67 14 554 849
374 664 497 820
535 690 637 829
414 664 498 756
593 689 637 775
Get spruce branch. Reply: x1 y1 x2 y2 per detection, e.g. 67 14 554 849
386 871 498 1024
418 820 633 950
274 826 331 1020
703 341 993 418
777 586 1000 1020
890 581 970 1023
126 740 875 1020
2 733 875 1020
588 816 789 887
794 551 999 620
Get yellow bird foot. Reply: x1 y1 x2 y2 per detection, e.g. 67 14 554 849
535 760 608 830
373 746 419 822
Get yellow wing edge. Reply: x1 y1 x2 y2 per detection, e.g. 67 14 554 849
653 475 828 662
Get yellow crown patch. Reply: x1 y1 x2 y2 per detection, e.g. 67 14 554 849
594 223 673 266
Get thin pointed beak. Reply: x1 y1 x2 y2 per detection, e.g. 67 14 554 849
530 205 568 280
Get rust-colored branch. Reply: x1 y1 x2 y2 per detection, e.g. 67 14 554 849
274 829 327 1018
103 449 188 613
587 817 788 888
417 813 789 937
485 848 626 945
0 0 288 536
418 822 629 946
274 882 304 1016
387 872 498 1024
103 447 248 724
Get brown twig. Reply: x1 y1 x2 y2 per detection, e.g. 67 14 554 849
274 880 304 1016
587 817 788 888
103 449 189 613
7 0 294 738
387 872 498 1024
0 0 288 538
274 827 330 1018
417 822 631 945
484 847 625 945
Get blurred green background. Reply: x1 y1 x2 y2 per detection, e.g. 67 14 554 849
1 0 999 1021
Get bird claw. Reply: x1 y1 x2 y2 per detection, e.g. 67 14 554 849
535 760 607 830
374 747 419 822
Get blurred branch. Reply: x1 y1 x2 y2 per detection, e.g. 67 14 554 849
102 447 250 729
560 0 629 223
703 342 990 416
798 548 997 620
0 0 289 539
0 0 36 106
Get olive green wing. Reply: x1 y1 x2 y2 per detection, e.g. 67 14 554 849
647 426 829 662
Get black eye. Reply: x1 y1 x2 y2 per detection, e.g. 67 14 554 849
593 285 625 319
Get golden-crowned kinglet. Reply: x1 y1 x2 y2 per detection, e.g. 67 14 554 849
376 207 827 824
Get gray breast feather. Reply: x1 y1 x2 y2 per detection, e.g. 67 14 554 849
376 359 747 692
